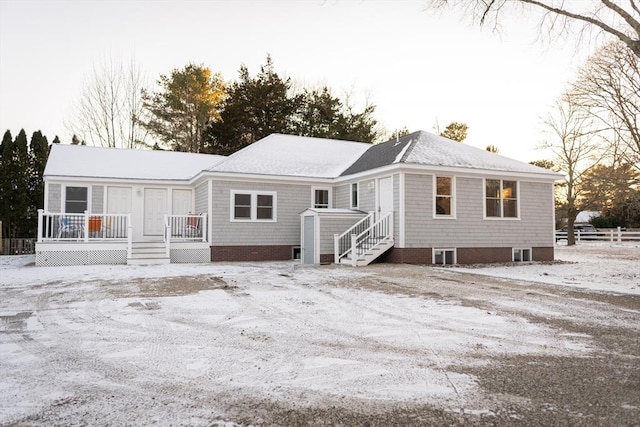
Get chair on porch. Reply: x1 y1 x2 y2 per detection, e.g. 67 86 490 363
184 215 201 238
88 216 102 238
58 216 80 239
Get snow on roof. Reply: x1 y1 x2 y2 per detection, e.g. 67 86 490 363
342 131 560 178
209 134 371 178
402 131 560 177
44 144 226 181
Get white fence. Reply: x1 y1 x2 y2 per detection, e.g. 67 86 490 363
555 227 640 243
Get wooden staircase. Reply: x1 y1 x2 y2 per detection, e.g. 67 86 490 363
127 241 170 265
335 212 394 267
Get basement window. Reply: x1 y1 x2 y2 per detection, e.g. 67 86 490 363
513 248 531 262
433 249 456 265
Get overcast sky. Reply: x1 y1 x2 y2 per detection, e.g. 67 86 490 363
0 0 595 162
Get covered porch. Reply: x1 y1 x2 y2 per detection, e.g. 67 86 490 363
35 210 210 266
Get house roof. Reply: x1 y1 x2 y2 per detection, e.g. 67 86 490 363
208 134 371 178
343 130 561 178
44 131 560 183
44 144 225 181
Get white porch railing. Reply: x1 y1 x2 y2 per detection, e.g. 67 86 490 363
37 210 130 242
334 212 374 263
334 212 393 266
165 214 207 242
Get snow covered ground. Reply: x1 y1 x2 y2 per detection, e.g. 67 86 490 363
449 242 640 295
0 243 638 425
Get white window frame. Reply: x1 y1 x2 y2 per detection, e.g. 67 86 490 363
230 190 277 222
433 248 456 265
433 176 456 218
64 185 90 213
350 182 359 209
484 179 520 220
513 248 532 262
311 186 332 209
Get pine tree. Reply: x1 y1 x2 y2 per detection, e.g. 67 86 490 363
0 130 13 240
1 130 30 238
142 63 227 152
440 122 468 142
203 56 300 155
28 131 50 236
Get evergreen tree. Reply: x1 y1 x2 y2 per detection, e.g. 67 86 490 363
291 87 341 139
28 131 50 236
204 57 380 154
204 56 299 155
0 130 13 240
142 63 226 153
52 136 61 144
1 130 30 238
440 122 468 142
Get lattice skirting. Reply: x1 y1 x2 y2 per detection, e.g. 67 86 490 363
36 249 127 267
170 248 210 263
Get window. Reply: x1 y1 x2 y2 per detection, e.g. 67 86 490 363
234 193 251 219
312 187 331 209
485 179 518 218
351 183 359 209
231 191 276 221
513 248 531 262
65 186 88 213
435 176 454 217
256 194 273 219
433 249 456 265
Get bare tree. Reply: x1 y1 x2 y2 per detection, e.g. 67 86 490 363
66 56 150 149
569 41 640 167
427 1 640 58
540 95 605 245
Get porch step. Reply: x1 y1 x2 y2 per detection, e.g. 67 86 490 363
127 241 170 265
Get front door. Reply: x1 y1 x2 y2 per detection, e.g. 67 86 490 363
377 176 393 220
107 187 132 214
172 189 191 215
144 188 168 237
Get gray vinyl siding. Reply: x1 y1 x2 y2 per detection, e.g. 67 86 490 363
359 179 376 213
318 214 367 254
334 184 350 209
91 185 104 213
195 182 208 214
403 173 555 248
211 180 310 245
48 184 62 212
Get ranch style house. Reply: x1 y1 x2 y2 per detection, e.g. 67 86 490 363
35 130 562 267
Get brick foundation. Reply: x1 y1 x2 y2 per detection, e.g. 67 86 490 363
377 247 432 264
211 245 295 262
319 253 334 264
456 247 512 264
210 245 555 264
533 246 554 261
377 246 555 265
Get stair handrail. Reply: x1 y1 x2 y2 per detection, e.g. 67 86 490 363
352 212 393 263
163 215 171 259
335 212 374 263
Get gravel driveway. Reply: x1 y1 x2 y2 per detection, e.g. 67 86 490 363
1 258 639 426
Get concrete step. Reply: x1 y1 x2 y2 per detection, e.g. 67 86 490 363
127 257 170 265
